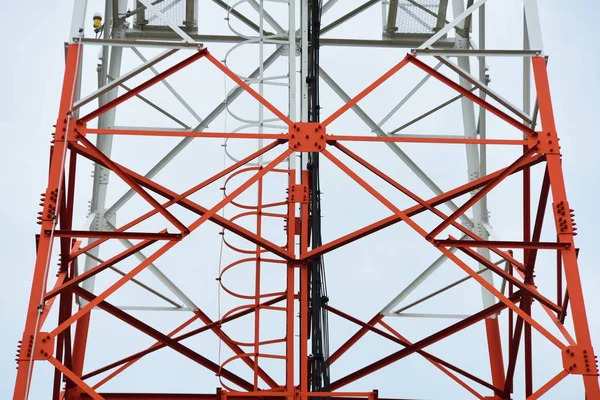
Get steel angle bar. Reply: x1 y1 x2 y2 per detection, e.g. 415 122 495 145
388 86 477 135
321 37 456 48
104 47 283 219
448 241 561 314
131 47 203 123
329 135 524 145
204 52 293 125
386 0 399 34
73 49 178 111
380 238 466 315
436 239 570 250
391 313 471 319
80 37 214 48
414 49 542 57
322 0 341 15
320 0 380 36
523 0 545 55
73 287 255 391
111 126 190 132
88 128 283 139
76 135 189 234
377 61 443 128
435 56 532 124
105 221 200 311
116 306 191 311
246 0 286 34
83 250 182 308
109 76 190 128
389 260 505 315
46 237 159 301
137 0 196 43
80 49 207 124
301 153 545 261
330 293 520 390
325 305 497 394
320 66 474 227
408 56 534 136
427 146 538 240
418 0 490 50
52 148 292 339
48 357 102 400
48 230 179 240
82 295 286 381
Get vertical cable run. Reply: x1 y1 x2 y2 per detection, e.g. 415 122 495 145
306 0 330 395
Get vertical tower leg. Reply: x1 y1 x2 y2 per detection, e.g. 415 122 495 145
532 56 600 400
14 43 81 400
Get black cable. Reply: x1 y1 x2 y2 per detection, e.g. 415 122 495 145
307 0 330 396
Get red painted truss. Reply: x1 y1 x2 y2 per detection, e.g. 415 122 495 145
13 44 600 400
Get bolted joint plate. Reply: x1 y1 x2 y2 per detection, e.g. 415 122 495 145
18 333 54 362
553 200 577 235
33 333 54 360
562 346 598 376
289 184 309 204
289 122 326 152
528 131 560 155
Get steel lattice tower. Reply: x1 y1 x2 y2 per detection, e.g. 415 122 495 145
13 1 600 399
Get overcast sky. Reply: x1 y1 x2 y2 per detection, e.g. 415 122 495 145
1 1 599 399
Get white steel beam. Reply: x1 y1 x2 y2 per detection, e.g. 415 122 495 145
82 0 128 297
320 67 474 228
378 62 442 128
131 47 203 123
523 0 544 55
435 55 532 124
73 49 178 110
103 48 284 219
418 0 490 50
69 0 88 43
451 0 495 309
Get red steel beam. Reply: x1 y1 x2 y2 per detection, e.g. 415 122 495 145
45 236 158 301
301 154 545 260
204 52 293 126
332 141 527 271
81 295 285 380
328 135 525 146
69 142 294 261
447 238 561 313
74 287 255 391
427 146 538 240
434 239 569 250
48 230 180 240
79 49 207 123
88 128 287 140
407 55 534 137
77 133 189 234
330 293 520 390
67 140 283 260
322 56 410 126
13 43 83 400
325 305 497 394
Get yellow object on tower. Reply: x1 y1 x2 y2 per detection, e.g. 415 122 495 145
92 12 102 30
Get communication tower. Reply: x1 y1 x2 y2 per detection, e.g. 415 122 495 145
13 0 600 399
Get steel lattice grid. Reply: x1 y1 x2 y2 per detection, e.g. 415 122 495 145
396 0 441 34
142 0 187 26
